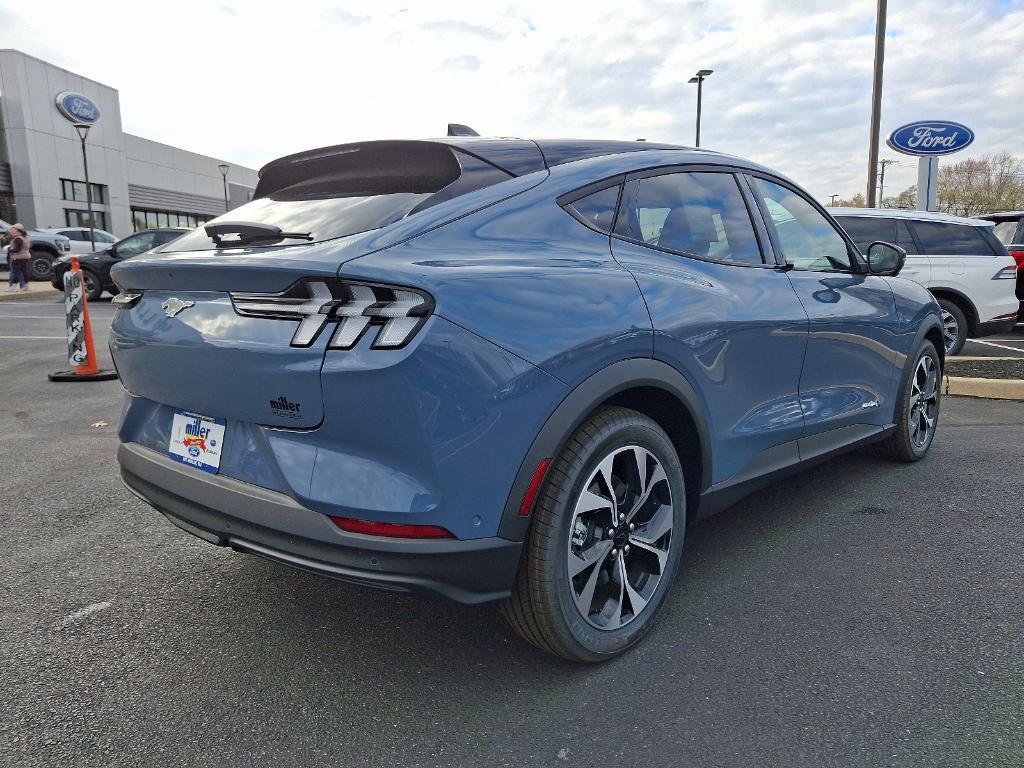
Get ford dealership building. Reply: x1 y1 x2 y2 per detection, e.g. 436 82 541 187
0 49 258 236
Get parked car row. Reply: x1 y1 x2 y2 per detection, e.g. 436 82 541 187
49 228 188 300
829 208 1019 354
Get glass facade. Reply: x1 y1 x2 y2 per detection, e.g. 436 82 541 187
64 208 109 230
131 207 209 232
61 178 107 205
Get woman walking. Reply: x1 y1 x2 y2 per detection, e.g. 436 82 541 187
6 223 31 292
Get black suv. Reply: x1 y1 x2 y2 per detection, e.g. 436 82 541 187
51 228 188 300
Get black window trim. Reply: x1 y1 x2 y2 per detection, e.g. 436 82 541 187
610 163 775 269
742 171 866 275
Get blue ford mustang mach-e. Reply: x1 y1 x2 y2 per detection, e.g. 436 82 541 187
110 137 943 661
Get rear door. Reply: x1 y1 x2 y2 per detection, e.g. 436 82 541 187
610 167 809 485
747 176 901 441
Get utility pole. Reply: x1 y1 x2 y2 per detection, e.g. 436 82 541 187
688 69 713 148
866 0 887 207
878 159 897 204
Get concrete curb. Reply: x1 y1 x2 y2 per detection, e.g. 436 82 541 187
945 375 1024 401
0 285 61 302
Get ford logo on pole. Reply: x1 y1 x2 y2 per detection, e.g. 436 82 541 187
54 91 101 124
886 120 974 156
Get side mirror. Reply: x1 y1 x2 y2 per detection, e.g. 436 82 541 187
866 241 906 276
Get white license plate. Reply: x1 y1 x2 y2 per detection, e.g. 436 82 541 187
168 410 226 474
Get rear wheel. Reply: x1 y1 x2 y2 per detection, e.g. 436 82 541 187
29 248 55 282
880 341 941 462
936 299 968 356
502 406 686 662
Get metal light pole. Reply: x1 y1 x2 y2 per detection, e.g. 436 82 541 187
218 163 230 213
866 0 887 207
73 124 96 252
829 194 839 206
687 69 713 148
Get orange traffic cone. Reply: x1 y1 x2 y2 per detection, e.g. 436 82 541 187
48 255 118 382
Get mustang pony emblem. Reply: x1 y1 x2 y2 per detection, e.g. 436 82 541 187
162 298 195 318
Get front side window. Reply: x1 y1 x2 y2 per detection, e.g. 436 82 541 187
115 231 160 258
896 220 921 254
614 172 762 265
835 216 895 253
910 221 997 256
751 178 852 271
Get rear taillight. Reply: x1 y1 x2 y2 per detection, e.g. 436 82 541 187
993 266 1018 280
1009 248 1024 270
231 278 434 350
329 516 453 539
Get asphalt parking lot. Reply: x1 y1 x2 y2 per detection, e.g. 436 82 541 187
2 298 1023 768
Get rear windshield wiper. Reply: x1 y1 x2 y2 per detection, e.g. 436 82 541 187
204 221 313 248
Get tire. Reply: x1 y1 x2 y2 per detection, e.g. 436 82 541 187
936 299 968 356
880 341 941 462
501 406 686 662
81 269 103 302
28 249 55 282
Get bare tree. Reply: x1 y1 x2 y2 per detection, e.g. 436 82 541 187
937 152 1024 216
832 192 866 208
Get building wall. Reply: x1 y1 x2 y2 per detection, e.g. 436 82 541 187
0 49 257 237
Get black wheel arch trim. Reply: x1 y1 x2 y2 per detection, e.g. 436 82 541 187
497 357 712 542
929 287 978 329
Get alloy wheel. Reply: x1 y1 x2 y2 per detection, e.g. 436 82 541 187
566 445 673 630
908 355 939 449
940 309 959 354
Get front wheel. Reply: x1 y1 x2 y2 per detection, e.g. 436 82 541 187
502 406 686 662
29 249 55 281
880 341 941 462
81 269 103 302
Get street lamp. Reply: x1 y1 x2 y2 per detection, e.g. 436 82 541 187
829 194 839 206
73 123 96 252
687 69 713 148
218 163 230 213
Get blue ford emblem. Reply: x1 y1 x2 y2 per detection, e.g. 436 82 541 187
886 120 974 156
55 91 101 124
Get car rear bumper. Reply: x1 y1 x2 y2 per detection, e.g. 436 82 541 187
119 442 522 604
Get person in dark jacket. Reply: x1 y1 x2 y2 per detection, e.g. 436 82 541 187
6 223 31 291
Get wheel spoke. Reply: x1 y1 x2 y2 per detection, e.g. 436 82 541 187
594 455 618 518
626 462 667 523
621 556 649 619
572 552 606 619
628 535 668 572
568 539 612 578
575 488 613 517
631 503 673 545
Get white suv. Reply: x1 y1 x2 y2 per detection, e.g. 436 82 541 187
829 208 1018 355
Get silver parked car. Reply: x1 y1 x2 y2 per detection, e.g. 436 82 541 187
41 227 119 255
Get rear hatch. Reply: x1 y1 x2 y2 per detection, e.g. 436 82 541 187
110 139 546 429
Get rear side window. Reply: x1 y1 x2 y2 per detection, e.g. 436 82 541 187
835 216 895 252
566 185 621 233
896 220 921 254
992 220 1019 245
910 221 997 256
615 172 762 265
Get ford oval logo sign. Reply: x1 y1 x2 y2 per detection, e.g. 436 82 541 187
886 120 974 156
55 91 101 124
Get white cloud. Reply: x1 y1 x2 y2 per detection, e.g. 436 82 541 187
0 0 1020 201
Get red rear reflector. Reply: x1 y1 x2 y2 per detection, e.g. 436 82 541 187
330 516 453 539
519 458 552 517
1009 248 1024 270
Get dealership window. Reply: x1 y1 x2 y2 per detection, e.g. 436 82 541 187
64 208 109 230
61 178 107 205
131 207 209 232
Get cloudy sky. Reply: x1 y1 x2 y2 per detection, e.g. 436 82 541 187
2 0 1021 202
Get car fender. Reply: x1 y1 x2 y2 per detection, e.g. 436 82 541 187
497 357 712 541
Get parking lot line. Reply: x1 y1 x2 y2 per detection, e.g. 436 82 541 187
969 339 1024 353
0 335 68 339
0 316 69 319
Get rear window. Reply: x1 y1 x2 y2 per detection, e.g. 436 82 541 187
909 220 997 256
164 143 513 252
835 216 895 252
